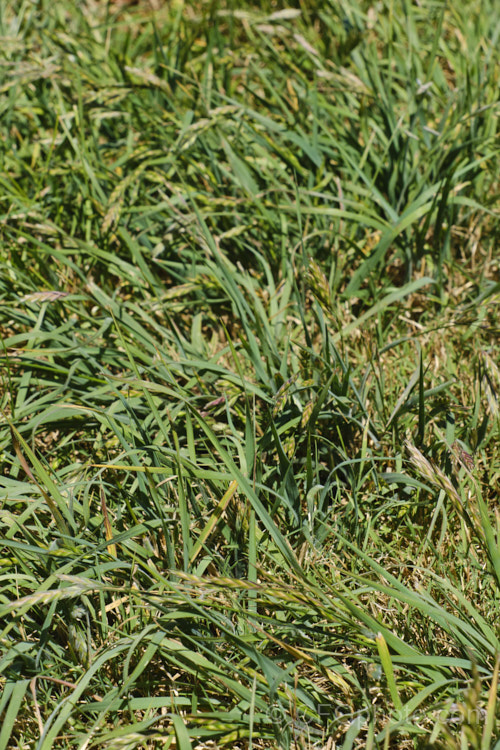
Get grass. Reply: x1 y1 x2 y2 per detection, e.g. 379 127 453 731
0 0 499 747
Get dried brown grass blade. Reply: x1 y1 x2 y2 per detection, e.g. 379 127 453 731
100 485 117 558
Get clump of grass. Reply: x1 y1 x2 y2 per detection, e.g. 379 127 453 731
0 0 499 748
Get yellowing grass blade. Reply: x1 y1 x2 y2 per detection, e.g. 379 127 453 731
100 486 117 558
189 480 238 565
